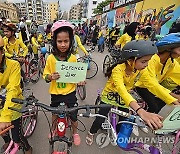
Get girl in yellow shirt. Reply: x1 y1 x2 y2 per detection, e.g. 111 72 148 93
86 40 163 145
30 30 40 59
3 23 28 61
0 35 32 154
43 20 84 146
115 22 140 49
135 33 180 113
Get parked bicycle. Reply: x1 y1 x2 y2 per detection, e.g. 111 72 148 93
9 97 111 154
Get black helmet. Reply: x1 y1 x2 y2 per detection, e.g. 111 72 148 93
120 40 157 62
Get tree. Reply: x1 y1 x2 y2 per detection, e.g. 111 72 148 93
93 0 113 15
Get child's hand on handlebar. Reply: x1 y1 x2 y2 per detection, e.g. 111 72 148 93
137 109 163 130
0 122 12 134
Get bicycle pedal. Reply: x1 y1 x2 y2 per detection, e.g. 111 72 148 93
102 123 111 130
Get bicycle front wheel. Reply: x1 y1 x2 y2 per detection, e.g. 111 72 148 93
29 59 40 83
86 60 98 79
22 106 38 138
77 85 86 100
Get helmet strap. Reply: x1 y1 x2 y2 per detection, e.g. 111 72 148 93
127 57 137 72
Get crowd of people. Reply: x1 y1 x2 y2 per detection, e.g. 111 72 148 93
0 16 180 154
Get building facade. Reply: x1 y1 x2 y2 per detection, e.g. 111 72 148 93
15 2 27 19
25 0 43 23
0 2 18 22
49 2 58 22
69 3 82 20
43 2 50 23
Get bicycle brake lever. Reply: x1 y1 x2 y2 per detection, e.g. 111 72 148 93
134 116 147 128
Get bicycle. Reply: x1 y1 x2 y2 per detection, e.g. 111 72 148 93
0 90 38 153
94 90 180 153
77 54 98 79
9 97 111 154
103 48 121 75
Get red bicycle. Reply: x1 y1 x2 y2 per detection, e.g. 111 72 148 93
10 97 110 154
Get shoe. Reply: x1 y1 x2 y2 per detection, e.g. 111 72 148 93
24 146 32 154
85 131 94 146
73 133 81 146
132 125 139 136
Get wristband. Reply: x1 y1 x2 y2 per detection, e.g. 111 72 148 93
136 107 142 114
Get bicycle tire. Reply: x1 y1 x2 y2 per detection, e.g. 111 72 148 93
22 106 38 138
50 142 71 154
95 96 101 114
103 55 111 75
86 60 98 79
29 59 40 83
77 85 86 100
39 56 46 75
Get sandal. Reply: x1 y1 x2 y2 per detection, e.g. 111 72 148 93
85 131 94 146
73 133 81 146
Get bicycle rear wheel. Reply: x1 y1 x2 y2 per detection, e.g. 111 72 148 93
22 106 38 138
86 60 98 79
29 59 40 83
77 85 86 100
103 55 111 75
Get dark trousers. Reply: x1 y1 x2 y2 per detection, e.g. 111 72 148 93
90 101 129 134
2 118 31 151
135 87 166 113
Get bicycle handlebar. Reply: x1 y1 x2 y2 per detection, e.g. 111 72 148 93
10 97 112 115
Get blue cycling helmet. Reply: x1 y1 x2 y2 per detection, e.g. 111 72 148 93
155 33 180 53
40 47 47 54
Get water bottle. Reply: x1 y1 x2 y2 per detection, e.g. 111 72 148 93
116 118 133 148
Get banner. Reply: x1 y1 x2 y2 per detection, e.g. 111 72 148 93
107 10 116 28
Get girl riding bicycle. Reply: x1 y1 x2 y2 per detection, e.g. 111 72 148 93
3 23 28 61
0 35 32 154
43 20 84 146
30 29 40 59
135 33 180 113
86 40 163 145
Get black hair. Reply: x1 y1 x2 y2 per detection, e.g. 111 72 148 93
125 22 140 40
52 27 74 59
105 57 136 78
0 54 5 73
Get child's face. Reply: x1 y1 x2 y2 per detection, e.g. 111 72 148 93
135 55 152 70
3 27 13 38
56 31 70 53
171 47 180 58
